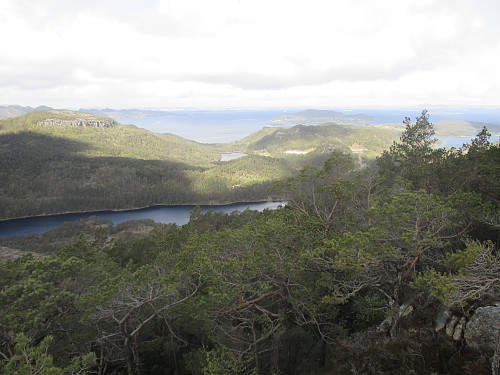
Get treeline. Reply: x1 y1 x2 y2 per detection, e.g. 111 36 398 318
0 111 498 374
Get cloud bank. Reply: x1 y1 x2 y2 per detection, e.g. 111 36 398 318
1 0 499 108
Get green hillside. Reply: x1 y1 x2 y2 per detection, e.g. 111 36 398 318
0 110 397 219
235 122 399 166
0 110 225 219
0 109 220 165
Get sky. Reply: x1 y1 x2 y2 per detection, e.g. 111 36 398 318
1 0 500 109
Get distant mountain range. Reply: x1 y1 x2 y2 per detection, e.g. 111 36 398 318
0 105 172 120
0 105 52 119
2 107 497 220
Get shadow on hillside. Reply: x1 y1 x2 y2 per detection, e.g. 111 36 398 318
0 132 200 218
0 131 89 160
0 130 195 173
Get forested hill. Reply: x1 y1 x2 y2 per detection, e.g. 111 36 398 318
235 122 396 161
0 109 223 219
0 109 220 165
0 111 498 374
0 109 398 219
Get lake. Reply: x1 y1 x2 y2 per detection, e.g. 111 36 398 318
220 152 248 161
0 201 286 238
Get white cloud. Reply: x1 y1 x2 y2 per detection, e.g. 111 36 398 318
1 0 499 108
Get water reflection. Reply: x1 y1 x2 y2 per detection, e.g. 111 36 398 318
0 201 286 237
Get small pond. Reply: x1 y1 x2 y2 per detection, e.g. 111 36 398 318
220 152 248 161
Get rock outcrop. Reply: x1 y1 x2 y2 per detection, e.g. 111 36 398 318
435 304 452 332
38 118 117 128
434 305 469 342
464 305 500 354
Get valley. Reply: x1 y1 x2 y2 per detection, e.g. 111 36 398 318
0 109 398 220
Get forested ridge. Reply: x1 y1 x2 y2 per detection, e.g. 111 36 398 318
0 111 499 374
0 109 397 220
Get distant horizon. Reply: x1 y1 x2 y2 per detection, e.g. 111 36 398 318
4 104 500 145
3 103 500 112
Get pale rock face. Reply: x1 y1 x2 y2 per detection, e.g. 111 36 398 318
446 316 460 337
464 305 500 354
38 118 117 128
435 305 451 332
453 317 466 341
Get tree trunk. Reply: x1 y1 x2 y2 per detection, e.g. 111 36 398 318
271 333 279 375
389 310 400 339
97 343 105 375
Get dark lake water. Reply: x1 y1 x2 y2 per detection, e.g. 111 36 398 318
0 202 286 238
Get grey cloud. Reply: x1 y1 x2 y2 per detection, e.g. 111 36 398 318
167 56 436 91
0 58 93 90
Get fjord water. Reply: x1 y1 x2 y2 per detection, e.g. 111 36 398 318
115 108 500 144
117 109 295 143
0 202 286 238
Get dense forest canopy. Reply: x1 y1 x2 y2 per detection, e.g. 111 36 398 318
0 111 499 374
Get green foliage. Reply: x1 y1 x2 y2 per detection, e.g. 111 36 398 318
414 240 499 305
412 269 456 304
0 110 498 374
201 346 256 375
1 333 95 375
378 110 440 190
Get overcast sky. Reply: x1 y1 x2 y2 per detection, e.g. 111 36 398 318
1 0 499 109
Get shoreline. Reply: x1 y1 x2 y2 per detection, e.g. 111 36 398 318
0 200 287 223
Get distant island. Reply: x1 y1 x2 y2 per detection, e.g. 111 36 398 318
272 109 376 125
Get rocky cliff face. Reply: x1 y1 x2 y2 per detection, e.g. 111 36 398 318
38 117 118 128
